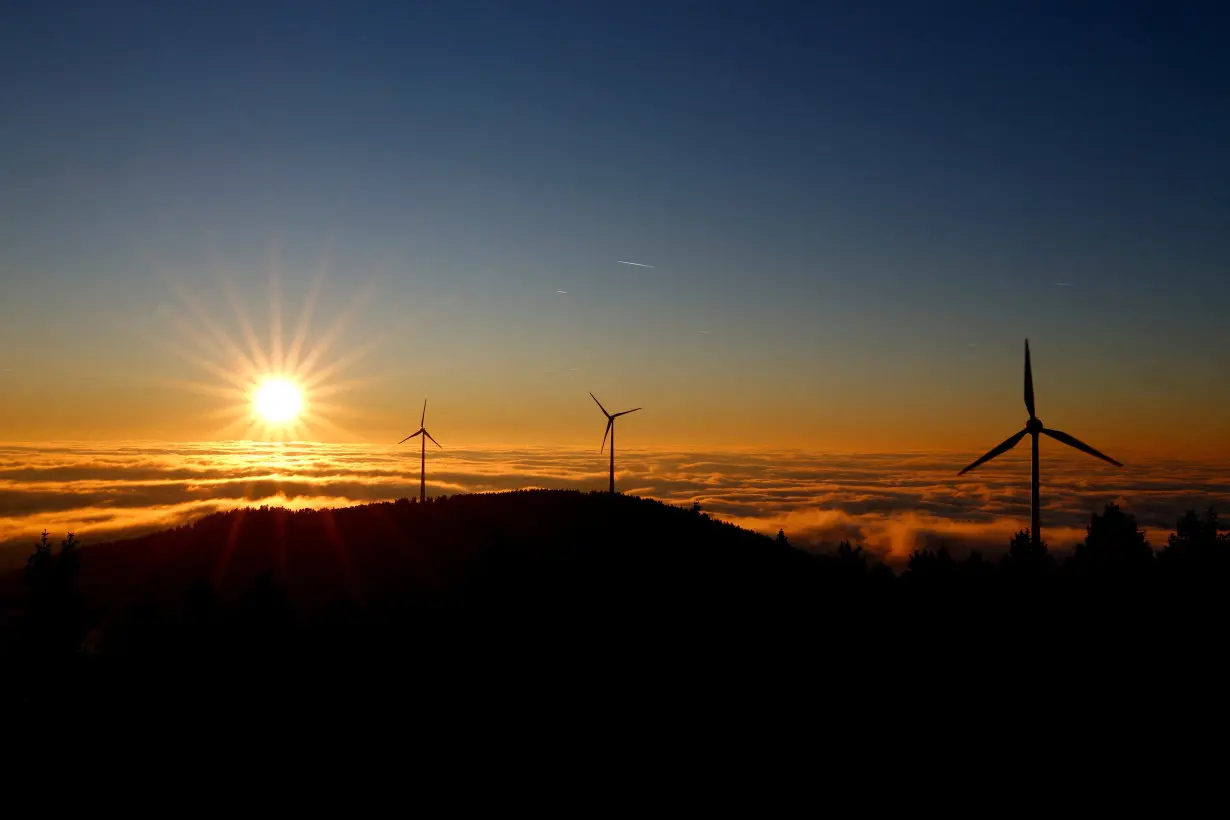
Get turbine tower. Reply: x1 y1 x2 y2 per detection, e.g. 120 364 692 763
397 399 442 503
958 340 1122 548
590 392 641 494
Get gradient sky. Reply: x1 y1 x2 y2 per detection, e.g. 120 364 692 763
2 1 1227 455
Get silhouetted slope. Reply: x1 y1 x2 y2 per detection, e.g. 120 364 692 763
2 491 846 670
3 492 1225 728
0 490 855 721
62 490 808 619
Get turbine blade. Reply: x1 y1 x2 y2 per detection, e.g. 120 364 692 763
613 407 642 417
421 398 427 428
397 430 423 444
1042 428 1122 467
958 429 1028 475
590 392 611 418
600 418 612 452
424 430 442 449
1025 339 1036 419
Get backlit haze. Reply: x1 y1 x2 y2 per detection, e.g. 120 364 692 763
2 2 1227 558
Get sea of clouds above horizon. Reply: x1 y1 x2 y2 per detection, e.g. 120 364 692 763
1 441 1227 570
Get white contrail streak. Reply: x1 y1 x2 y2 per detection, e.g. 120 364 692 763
617 260 655 268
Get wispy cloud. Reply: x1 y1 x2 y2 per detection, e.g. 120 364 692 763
1 442 1225 569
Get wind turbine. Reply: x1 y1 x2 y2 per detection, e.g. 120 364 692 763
397 399 442 503
590 392 641 494
958 340 1122 548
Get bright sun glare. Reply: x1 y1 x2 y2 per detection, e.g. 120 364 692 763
161 263 380 442
253 378 304 425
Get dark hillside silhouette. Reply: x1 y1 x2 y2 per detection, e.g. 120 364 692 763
1 491 1225 724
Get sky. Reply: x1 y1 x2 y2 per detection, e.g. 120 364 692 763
1 0 1228 456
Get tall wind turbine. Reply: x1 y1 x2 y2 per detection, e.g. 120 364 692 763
397 399 442 503
590 392 641 494
958 340 1122 547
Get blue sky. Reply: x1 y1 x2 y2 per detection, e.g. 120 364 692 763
1 1 1227 451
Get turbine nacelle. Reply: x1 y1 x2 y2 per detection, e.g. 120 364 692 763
1025 417 1044 434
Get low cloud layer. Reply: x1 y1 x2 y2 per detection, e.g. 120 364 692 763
1 442 1226 570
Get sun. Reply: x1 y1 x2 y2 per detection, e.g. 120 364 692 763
159 260 387 442
253 377 305 425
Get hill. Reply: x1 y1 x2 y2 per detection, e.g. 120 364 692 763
2 490 1225 725
29 489 812 624
1 493 832 685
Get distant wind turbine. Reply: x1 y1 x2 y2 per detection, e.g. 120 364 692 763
958 340 1121 548
591 392 641 494
397 399 442 502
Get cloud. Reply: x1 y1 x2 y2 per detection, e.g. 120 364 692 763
1 442 1226 570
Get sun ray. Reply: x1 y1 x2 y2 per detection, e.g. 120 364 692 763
268 244 284 372
293 282 375 381
159 299 253 380
297 411 361 442
306 397 388 420
163 378 248 402
161 343 253 393
163 308 228 364
169 280 262 377
300 342 380 392
174 291 263 381
197 404 250 423
214 508 248 590
210 414 256 442
285 270 322 377
222 279 272 376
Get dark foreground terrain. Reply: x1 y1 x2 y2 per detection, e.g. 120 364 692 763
2 490 1226 731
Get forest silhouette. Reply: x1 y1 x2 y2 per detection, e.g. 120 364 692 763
2 489 1226 724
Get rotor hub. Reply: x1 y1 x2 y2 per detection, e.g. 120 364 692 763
1026 417 1044 434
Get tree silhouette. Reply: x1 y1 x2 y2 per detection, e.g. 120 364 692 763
906 546 955 580
1159 507 1228 594
25 530 53 585
1070 503 1151 579
1164 507 1224 562
958 549 990 576
1003 529 1052 568
835 540 866 573
19 531 84 658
